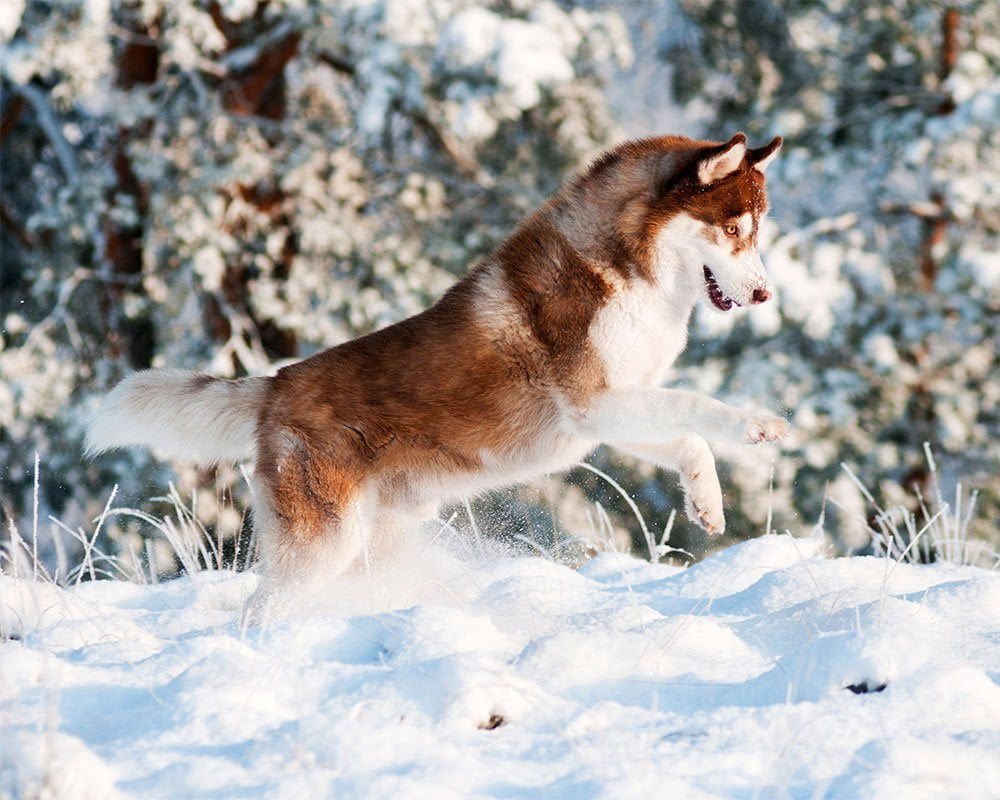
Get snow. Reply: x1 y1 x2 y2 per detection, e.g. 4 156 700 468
0 0 23 42
3 533 999 798
438 4 579 104
434 1 626 140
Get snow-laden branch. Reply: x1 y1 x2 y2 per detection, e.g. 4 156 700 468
218 20 297 73
14 83 79 183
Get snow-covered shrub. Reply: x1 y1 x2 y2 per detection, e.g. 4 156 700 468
831 445 998 570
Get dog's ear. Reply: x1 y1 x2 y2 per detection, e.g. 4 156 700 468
748 136 783 174
697 133 747 185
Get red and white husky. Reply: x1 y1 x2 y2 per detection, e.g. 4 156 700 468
88 132 788 606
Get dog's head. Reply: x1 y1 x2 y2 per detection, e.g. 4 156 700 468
650 133 782 311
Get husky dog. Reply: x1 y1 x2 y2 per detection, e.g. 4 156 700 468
88 133 788 606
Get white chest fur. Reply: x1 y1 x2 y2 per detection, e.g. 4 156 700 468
589 274 695 388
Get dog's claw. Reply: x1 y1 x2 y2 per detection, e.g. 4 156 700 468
685 493 725 537
698 508 725 536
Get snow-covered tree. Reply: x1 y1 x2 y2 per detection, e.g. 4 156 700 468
643 0 1000 549
4 0 996 572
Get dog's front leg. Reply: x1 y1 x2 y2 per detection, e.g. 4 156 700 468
567 388 788 446
617 436 726 535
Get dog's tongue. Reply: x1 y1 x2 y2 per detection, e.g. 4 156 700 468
704 267 736 311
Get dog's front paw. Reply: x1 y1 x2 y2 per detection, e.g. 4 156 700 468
683 472 725 536
744 414 788 445
685 493 725 536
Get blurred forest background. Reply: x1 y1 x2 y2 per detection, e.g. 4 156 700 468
1 0 998 576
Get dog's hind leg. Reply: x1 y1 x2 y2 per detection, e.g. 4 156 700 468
242 451 374 624
616 435 726 536
372 494 440 566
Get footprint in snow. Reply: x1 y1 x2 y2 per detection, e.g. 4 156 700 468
845 680 888 694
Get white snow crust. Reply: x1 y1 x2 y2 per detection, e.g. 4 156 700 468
2 534 999 798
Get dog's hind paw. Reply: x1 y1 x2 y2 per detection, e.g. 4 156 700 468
744 414 788 445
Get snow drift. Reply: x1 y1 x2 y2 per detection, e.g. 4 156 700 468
2 534 999 799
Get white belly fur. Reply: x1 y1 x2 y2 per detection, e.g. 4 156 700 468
417 432 594 504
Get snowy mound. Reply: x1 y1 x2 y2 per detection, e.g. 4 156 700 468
2 534 999 798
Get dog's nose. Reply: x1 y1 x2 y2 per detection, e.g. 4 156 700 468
751 287 771 304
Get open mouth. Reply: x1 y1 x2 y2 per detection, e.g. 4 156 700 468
704 266 740 312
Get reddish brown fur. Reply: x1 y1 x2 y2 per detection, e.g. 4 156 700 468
257 278 560 541
545 134 775 281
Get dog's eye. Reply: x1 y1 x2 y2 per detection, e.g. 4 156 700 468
723 224 739 237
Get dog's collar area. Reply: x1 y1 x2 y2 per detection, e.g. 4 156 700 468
703 266 739 311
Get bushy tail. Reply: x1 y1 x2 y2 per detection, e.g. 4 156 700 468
86 369 271 464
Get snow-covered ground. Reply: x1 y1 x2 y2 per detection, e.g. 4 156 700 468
2 533 999 799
